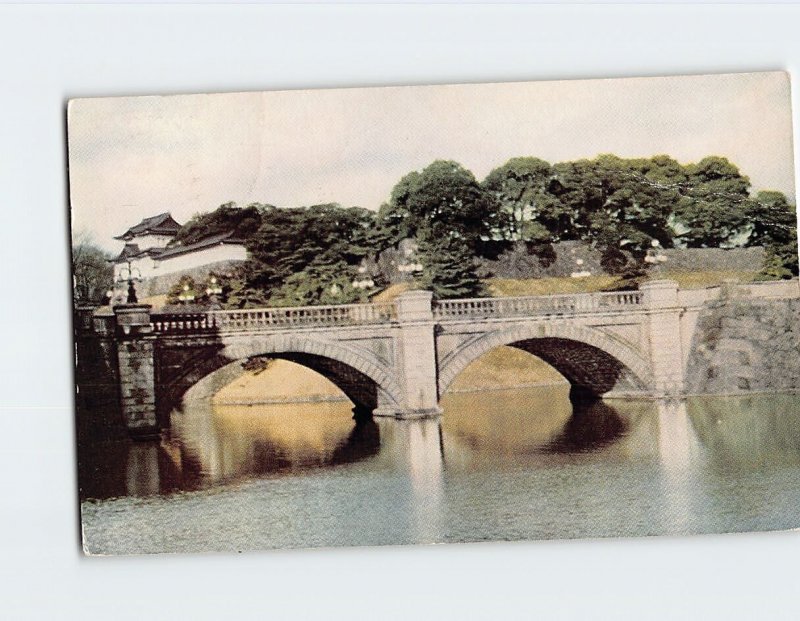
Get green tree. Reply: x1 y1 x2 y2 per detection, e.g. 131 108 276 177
416 225 482 299
670 156 752 248
171 202 266 246
224 270 271 309
379 160 500 250
72 236 113 304
374 200 413 248
243 203 379 306
549 154 684 273
166 275 200 305
482 157 558 242
269 261 367 307
747 190 798 278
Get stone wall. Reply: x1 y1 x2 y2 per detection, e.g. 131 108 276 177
685 295 800 395
474 241 766 280
476 240 606 279
117 337 158 434
74 310 126 441
652 246 765 274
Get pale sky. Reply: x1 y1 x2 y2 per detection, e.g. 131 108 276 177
68 71 796 253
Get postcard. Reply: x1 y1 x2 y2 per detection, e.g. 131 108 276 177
69 72 800 555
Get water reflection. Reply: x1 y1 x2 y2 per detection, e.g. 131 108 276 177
402 419 444 542
688 394 800 470
80 385 800 514
656 399 699 472
176 400 378 480
440 386 572 459
543 400 629 454
80 387 800 552
651 399 699 535
79 400 378 500
80 386 654 501
440 386 643 460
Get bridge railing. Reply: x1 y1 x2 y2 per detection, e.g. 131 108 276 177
151 312 216 334
151 302 397 334
433 290 643 320
211 302 397 331
149 289 651 334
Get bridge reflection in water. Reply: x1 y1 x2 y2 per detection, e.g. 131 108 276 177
81 385 800 503
78 387 800 553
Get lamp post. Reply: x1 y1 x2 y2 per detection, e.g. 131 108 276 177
178 283 196 305
397 262 423 274
394 242 424 279
105 286 125 307
644 239 668 265
352 264 378 295
205 276 223 308
570 258 591 279
117 261 142 304
351 276 376 290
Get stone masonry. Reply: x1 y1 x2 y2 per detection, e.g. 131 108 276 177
685 288 800 395
640 280 686 395
114 305 159 438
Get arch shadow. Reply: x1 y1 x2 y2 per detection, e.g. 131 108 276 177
438 324 653 401
155 334 403 426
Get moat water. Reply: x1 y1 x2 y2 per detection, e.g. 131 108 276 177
79 387 800 554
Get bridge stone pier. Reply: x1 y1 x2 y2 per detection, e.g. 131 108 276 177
80 278 799 438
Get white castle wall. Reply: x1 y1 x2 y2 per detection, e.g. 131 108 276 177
154 243 247 275
114 254 160 282
112 243 248 299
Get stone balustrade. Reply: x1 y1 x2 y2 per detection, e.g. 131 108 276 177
433 290 643 320
151 313 215 334
149 290 648 335
152 301 397 334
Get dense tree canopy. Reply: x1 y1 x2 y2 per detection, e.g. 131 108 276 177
171 202 266 246
171 152 797 307
482 157 558 243
243 203 380 306
374 160 501 298
549 155 683 252
747 190 798 278
378 160 499 249
670 157 752 248
416 224 483 299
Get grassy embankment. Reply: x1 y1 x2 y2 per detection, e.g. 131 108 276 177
192 270 761 403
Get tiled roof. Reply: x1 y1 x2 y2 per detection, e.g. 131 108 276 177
114 212 182 240
112 230 246 264
115 243 141 262
112 243 164 263
156 231 245 260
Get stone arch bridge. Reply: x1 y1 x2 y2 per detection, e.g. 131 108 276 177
78 279 798 437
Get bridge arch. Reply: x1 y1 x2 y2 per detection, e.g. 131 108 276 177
158 333 404 418
437 323 654 399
